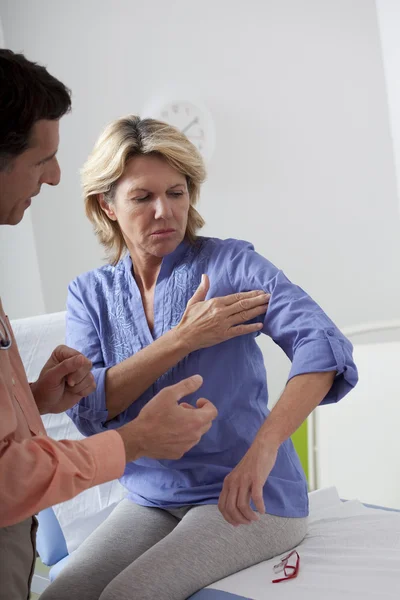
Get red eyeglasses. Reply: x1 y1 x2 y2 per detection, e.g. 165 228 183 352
272 550 300 583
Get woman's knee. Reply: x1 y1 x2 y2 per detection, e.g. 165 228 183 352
99 578 150 600
99 565 190 600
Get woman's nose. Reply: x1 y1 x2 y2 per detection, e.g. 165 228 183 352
154 196 173 219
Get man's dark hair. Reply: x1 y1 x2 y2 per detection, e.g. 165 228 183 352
0 49 71 169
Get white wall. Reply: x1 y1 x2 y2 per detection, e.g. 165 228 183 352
0 14 46 319
0 16 4 47
2 0 400 400
0 216 46 318
316 335 400 507
376 0 400 211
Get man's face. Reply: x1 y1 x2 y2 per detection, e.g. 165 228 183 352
0 120 61 225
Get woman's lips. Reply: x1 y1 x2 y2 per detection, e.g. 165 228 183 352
151 229 176 237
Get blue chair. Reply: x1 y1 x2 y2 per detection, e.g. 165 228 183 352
36 507 73 582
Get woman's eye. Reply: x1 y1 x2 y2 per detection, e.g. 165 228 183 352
134 191 184 202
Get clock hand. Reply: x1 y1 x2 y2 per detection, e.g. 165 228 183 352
181 117 198 134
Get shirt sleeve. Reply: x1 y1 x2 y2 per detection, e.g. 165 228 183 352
0 371 125 527
225 240 358 404
65 279 113 436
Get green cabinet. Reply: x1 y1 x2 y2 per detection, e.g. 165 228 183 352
291 420 309 482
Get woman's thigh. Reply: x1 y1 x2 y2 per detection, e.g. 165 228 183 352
100 504 308 600
41 499 179 600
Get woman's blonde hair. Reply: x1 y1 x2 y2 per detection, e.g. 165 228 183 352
82 115 206 264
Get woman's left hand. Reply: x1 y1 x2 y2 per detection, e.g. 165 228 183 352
218 440 278 526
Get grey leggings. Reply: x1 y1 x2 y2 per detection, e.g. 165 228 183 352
41 499 307 600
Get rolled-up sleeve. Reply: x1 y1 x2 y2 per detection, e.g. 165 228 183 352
65 280 112 435
227 240 358 404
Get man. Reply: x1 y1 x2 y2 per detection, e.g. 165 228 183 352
0 49 218 600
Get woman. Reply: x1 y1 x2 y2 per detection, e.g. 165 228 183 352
43 116 357 600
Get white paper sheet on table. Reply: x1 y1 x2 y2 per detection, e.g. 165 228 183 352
206 487 400 600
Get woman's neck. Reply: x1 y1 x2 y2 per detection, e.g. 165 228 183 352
130 249 162 292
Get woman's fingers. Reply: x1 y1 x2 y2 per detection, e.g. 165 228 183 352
219 483 242 526
227 322 263 338
224 485 252 526
237 483 259 523
222 290 269 307
219 472 255 526
178 286 270 351
186 274 210 306
251 482 266 515
227 302 269 327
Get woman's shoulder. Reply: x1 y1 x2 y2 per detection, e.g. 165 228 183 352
68 256 128 299
196 236 280 285
196 236 255 257
193 237 258 272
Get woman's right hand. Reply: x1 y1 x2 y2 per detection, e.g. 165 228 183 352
175 274 270 352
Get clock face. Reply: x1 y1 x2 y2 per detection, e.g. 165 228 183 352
152 100 215 161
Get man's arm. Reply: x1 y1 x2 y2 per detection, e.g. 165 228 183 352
0 368 126 528
1 369 216 527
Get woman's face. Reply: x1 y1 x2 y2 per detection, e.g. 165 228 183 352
101 154 190 262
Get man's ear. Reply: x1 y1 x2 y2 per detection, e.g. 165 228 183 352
98 194 117 221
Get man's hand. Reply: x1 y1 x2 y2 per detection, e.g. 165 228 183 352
31 345 96 415
117 375 218 462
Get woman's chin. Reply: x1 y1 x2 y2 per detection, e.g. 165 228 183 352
148 235 183 257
